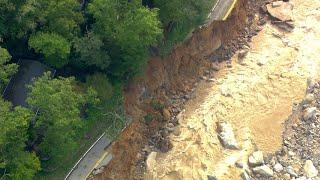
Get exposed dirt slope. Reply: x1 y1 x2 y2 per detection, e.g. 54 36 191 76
93 0 253 179
145 0 320 179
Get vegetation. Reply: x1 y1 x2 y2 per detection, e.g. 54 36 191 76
0 0 214 179
0 47 18 92
0 99 40 180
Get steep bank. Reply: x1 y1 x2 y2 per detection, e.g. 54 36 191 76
93 0 268 179
145 0 320 179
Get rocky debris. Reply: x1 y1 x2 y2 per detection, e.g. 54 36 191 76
265 1 295 32
248 151 264 167
135 0 274 177
217 121 239 149
274 163 284 172
238 49 249 59
286 166 298 177
252 165 274 177
303 107 317 120
207 175 217 180
266 1 293 21
303 160 318 178
241 171 251 180
253 81 320 179
304 93 315 103
162 108 171 121
92 167 104 176
235 159 244 168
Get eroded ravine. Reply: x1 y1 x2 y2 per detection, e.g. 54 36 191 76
145 0 320 179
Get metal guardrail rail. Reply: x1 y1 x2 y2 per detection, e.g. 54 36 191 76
64 132 106 180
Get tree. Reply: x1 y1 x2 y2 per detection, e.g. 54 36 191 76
0 99 40 180
26 72 98 167
27 0 83 39
28 32 71 68
88 0 162 78
0 0 37 39
153 0 213 54
0 47 18 92
73 32 110 69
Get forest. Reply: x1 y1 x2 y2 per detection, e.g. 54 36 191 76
0 0 213 179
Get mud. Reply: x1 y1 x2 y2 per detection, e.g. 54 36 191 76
92 0 320 179
145 0 320 179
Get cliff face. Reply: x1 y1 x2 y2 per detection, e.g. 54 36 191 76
94 0 251 179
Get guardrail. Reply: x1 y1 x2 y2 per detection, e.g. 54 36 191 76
64 116 132 180
64 132 106 180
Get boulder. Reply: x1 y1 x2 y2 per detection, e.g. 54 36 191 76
266 2 293 22
303 160 318 178
252 165 274 177
248 151 264 167
273 163 284 172
287 166 298 177
162 109 171 121
241 171 250 180
303 107 317 120
217 121 239 149
305 93 315 103
207 175 217 180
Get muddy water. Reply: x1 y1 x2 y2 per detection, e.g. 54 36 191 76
145 0 320 179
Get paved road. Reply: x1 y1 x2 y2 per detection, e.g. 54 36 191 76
66 134 111 180
3 60 51 107
208 0 237 21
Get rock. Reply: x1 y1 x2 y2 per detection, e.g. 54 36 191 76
217 121 239 149
249 151 264 167
303 107 317 120
257 60 266 66
172 127 181 136
274 163 284 172
283 173 291 180
92 167 104 175
238 49 249 59
272 1 283 7
201 76 208 80
252 165 274 177
287 166 298 177
303 160 318 178
146 152 157 171
305 94 315 103
235 160 244 168
266 2 293 22
295 177 307 180
207 175 217 180
241 171 250 180
162 109 171 121
211 64 220 71
288 151 295 156
207 78 215 82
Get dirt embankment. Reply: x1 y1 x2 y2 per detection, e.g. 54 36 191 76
93 0 267 179
144 0 320 179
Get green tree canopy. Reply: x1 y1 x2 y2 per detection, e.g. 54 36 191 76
0 47 18 92
88 0 162 78
153 0 213 54
73 32 110 69
0 99 40 180
26 72 98 167
29 32 71 68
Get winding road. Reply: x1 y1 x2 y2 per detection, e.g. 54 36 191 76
208 0 237 21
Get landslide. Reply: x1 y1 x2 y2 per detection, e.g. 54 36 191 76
145 0 320 179
92 0 270 179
